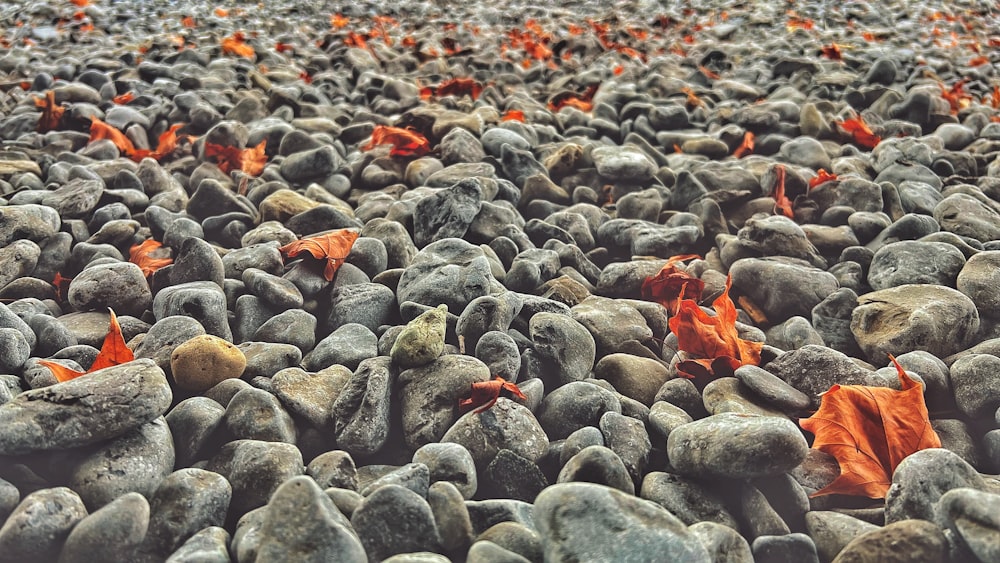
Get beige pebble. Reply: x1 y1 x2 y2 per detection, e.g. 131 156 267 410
170 334 246 392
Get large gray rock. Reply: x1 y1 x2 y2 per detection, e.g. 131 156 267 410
0 359 172 455
729 258 839 323
885 448 988 524
851 284 979 360
764 345 879 409
397 238 502 313
58 492 149 563
533 483 711 562
0 487 87 563
867 241 966 290
398 355 491 450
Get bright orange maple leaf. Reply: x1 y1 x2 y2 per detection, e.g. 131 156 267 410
362 125 431 157
129 239 173 278
204 139 267 175
279 230 360 281
330 13 349 29
181 15 196 28
809 169 838 189
772 164 795 219
799 356 941 499
38 309 134 382
641 254 705 313
34 90 66 132
668 274 762 384
939 79 972 114
221 32 254 58
459 377 527 414
837 115 881 149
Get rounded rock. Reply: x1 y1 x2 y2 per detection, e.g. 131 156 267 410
170 334 247 392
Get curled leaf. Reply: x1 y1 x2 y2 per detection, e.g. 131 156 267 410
799 355 941 499
222 32 254 58
459 377 527 414
129 239 173 278
38 309 134 382
837 115 881 149
89 116 138 156
279 230 360 281
809 169 838 189
732 131 754 159
204 139 267 175
501 109 525 122
641 254 705 313
548 84 599 112
112 92 135 105
362 125 431 157
34 90 66 132
772 164 794 219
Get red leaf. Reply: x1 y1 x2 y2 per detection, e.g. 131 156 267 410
821 44 843 60
214 7 229 17
501 109 525 122
279 230 360 281
772 164 794 219
52 272 72 303
330 13 348 29
275 41 293 53
799 355 942 498
548 84 599 112
641 254 705 313
70 0 89 6
732 131 754 159
668 274 762 384
34 90 65 132
809 169 838 189
38 309 135 382
459 377 527 414
112 92 135 105
181 16 196 28
837 115 881 149
421 78 482 100
129 239 173 278
222 32 254 58
89 116 138 156
204 139 267 175
362 126 431 158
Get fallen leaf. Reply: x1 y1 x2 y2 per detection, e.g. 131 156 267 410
421 78 482 100
214 7 229 17
772 164 795 219
548 84 599 112
112 92 135 105
204 139 267 175
502 109 525 122
837 115 881 149
70 0 89 6
799 355 942 499
641 254 705 313
968 55 989 67
279 230 360 281
939 79 972 114
38 309 134 382
459 377 527 414
129 239 173 278
89 116 139 156
330 13 348 28
222 32 254 58
275 41 293 53
809 169 838 189
733 131 754 158
821 44 843 60
181 15 196 28
362 125 431 157
52 272 72 303
34 90 65 132
669 274 762 384
698 65 720 80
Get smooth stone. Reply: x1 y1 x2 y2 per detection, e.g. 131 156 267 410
885 448 987 524
934 487 1000 563
0 487 87 563
533 483 711 562
254 475 366 563
153 281 232 341
956 251 1000 317
330 357 393 457
0 328 30 374
413 442 478 500
734 364 812 413
136 468 232 560
867 241 965 290
764 345 877 409
223 388 297 443
804 511 880 563
68 262 151 317
57 492 149 563
481 449 548 503
165 397 226 467
640 472 739 529
391 304 448 369
0 359 171 455
442 398 548 468
359 463 431 498
252 309 317 353
134 316 207 376
600 411 651 484
570 296 653 357
527 311 596 389
272 366 349 429
307 450 358 491
688 521 753 563
949 354 1000 419
399 354 491 450
169 237 224 287
851 284 979 360
170 334 246 392
413 179 483 248
592 146 656 182
536 381 622 440
351 485 442 562
239 341 303 379
933 193 1000 243
831 520 946 563
752 533 820 563
397 238 501 313
474 331 521 381
557 444 635 495
164 527 231 563
302 323 377 372
326 282 397 334
729 258 839 323
667 413 809 479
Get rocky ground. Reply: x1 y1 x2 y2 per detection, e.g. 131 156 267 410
0 0 999 561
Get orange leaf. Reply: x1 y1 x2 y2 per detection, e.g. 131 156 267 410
502 109 525 122
204 139 267 175
772 164 794 219
129 239 173 278
221 32 254 58
641 254 705 313
52 272 72 303
112 92 135 105
809 169 838 189
275 41 293 53
214 7 229 17
181 15 196 28
89 116 138 156
69 0 89 6
837 115 881 149
668 274 762 384
459 377 527 414
330 13 349 29
799 356 941 499
423 78 483 100
698 65 720 80
362 125 431 158
821 44 843 60
733 131 754 158
34 90 65 132
279 230 360 281
548 84 599 112
939 79 972 114
39 309 135 383
147 123 187 162
968 55 989 67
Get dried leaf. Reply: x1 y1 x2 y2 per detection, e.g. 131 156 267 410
821 44 843 60
52 272 71 303
772 164 795 219
204 139 267 175
362 125 431 157
459 377 527 414
214 7 229 17
38 309 134 382
548 84 599 112
641 254 705 313
799 355 942 499
112 92 135 105
222 32 254 58
181 16 196 28
501 109 525 122
279 230 360 281
330 13 349 28
129 239 173 278
939 79 972 114
34 90 66 132
732 131 754 158
70 0 89 6
837 115 881 149
809 169 838 189
421 78 482 100
669 274 762 384
89 116 138 156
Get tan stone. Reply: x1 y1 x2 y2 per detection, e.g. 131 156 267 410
258 189 319 223
170 334 247 392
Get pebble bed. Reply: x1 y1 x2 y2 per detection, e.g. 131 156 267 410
1 0 1000 561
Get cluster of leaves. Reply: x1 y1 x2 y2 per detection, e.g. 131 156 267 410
38 309 134 382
